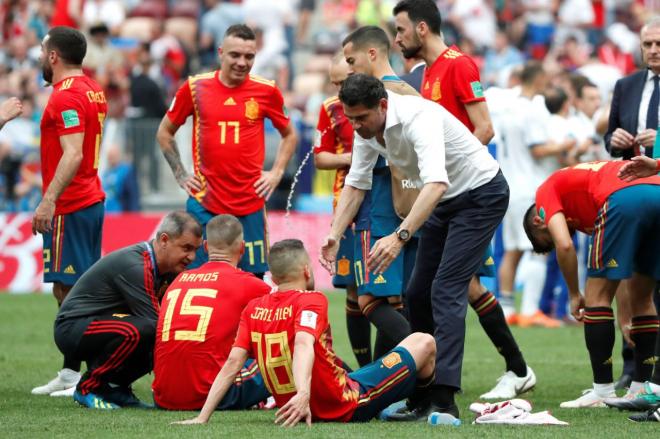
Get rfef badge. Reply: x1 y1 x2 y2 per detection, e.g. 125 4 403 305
245 98 259 122
381 352 402 369
336 257 350 276
431 79 441 101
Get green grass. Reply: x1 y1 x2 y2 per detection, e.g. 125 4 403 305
0 293 653 438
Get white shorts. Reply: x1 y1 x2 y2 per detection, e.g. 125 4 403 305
502 198 534 252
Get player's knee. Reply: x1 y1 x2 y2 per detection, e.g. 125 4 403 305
400 332 435 364
357 294 379 313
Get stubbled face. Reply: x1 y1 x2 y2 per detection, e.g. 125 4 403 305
394 12 423 59
39 35 54 84
219 36 257 85
159 230 202 274
641 26 660 74
343 42 373 76
342 100 387 140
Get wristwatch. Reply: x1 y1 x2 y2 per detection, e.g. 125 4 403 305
395 227 410 242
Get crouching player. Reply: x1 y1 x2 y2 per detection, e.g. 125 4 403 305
152 214 272 410
175 239 436 426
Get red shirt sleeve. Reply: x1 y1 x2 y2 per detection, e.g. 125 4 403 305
453 56 486 105
264 85 290 131
51 90 88 136
247 277 273 302
166 80 194 126
313 103 336 154
232 305 253 353
294 293 328 340
536 178 563 225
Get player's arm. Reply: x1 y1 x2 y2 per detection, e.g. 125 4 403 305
275 331 315 428
529 139 575 160
0 97 22 130
173 347 249 425
547 212 583 320
32 132 84 234
618 156 660 181
156 115 201 196
465 101 494 145
254 122 298 200
314 151 351 170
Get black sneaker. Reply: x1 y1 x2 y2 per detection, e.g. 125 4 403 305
384 402 459 422
99 386 153 409
628 407 660 423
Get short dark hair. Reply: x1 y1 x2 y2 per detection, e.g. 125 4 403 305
342 26 390 52
268 239 309 281
46 26 87 65
522 204 554 254
393 0 442 35
339 74 388 108
520 60 545 86
206 214 243 249
157 211 203 240
575 79 598 99
224 24 256 41
544 86 568 114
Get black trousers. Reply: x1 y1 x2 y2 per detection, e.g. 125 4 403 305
406 171 509 389
55 314 156 394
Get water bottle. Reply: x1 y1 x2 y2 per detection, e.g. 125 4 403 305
427 411 461 426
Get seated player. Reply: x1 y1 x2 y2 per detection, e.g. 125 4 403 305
54 211 202 409
175 239 436 426
152 214 272 410
523 161 660 408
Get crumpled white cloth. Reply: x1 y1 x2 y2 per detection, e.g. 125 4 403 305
470 399 568 426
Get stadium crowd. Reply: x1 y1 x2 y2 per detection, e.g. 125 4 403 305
1 0 660 426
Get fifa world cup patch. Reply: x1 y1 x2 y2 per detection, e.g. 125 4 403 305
300 310 318 329
61 109 80 128
470 81 484 98
381 352 402 369
336 257 351 276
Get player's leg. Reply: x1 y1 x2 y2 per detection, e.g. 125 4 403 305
498 201 525 321
236 208 269 277
347 333 434 422
186 197 214 269
34 202 104 396
628 274 659 389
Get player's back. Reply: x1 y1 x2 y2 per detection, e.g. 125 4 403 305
153 261 271 410
40 75 107 214
238 290 359 421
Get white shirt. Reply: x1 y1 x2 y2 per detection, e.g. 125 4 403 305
638 70 660 134
345 91 500 201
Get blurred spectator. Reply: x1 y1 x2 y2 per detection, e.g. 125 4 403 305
449 0 496 52
50 0 83 28
543 86 589 166
7 35 38 72
482 28 525 87
27 0 53 44
598 23 638 75
199 0 244 67
252 27 289 89
570 79 608 161
554 0 594 47
12 151 41 211
315 0 356 52
150 21 188 99
83 23 124 75
522 0 557 59
1 0 32 43
356 0 395 27
82 0 125 35
101 145 140 212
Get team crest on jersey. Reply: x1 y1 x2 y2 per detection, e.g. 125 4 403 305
337 257 350 276
431 80 441 101
381 352 402 369
245 98 259 121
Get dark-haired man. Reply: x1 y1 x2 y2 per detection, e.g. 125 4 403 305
176 239 436 426
54 211 203 409
31 26 108 397
157 24 297 278
321 74 509 419
523 161 660 408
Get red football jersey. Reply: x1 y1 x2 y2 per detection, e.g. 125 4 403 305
234 290 360 422
421 45 485 132
536 161 660 233
40 75 107 215
153 261 271 410
313 96 354 210
167 71 290 216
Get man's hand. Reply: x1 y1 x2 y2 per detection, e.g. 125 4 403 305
275 392 312 428
171 417 207 425
32 199 56 235
617 155 658 181
634 129 656 148
570 294 585 321
610 128 635 150
368 233 404 275
320 235 340 274
177 174 203 197
254 169 284 200
0 97 22 126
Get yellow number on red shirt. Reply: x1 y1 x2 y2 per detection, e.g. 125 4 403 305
251 331 296 394
93 112 106 169
161 288 218 342
218 121 240 144
573 162 607 172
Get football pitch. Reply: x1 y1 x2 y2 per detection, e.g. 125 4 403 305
0 293 654 438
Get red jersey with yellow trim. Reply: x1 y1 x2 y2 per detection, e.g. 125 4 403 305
313 96 354 210
421 45 485 132
40 75 107 215
536 161 660 233
167 71 290 216
233 290 359 421
153 261 271 410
